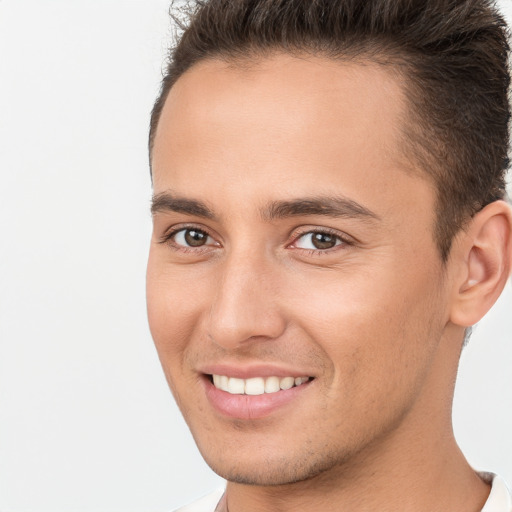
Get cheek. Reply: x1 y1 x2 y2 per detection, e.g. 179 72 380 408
146 254 207 367
146 264 209 413
288 261 444 390
288 281 442 447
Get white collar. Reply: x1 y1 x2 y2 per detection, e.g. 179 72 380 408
480 473 512 512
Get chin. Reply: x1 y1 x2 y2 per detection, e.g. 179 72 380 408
199 441 350 487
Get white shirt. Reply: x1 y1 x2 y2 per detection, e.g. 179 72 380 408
174 473 512 512
481 474 512 512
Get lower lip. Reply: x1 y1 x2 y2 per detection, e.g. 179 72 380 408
203 377 312 420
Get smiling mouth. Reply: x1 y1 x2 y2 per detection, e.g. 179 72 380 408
210 375 312 395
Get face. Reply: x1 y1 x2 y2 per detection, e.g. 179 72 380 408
147 54 454 485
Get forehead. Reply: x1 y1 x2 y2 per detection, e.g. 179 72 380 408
151 53 428 215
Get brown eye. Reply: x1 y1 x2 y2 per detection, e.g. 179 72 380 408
295 231 342 250
184 229 208 247
172 228 212 248
311 233 337 249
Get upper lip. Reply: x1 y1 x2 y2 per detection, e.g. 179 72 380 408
198 363 314 380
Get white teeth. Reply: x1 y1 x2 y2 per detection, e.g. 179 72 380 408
245 377 265 395
212 375 310 395
219 375 229 392
280 376 295 390
227 377 245 394
264 376 280 393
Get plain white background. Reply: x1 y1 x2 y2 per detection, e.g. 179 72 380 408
0 1 511 510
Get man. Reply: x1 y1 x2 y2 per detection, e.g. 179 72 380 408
146 0 512 510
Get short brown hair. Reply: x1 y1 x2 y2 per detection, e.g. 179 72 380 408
149 0 511 260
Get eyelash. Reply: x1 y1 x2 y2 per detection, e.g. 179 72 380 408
159 225 353 255
289 228 353 255
159 225 217 253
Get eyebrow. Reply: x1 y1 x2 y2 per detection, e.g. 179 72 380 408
262 196 380 221
150 192 380 223
151 192 215 219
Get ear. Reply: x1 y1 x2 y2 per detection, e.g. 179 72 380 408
449 200 512 327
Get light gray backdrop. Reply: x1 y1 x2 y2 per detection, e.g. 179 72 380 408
0 1 511 510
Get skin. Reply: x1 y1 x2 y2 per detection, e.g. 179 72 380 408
147 54 511 511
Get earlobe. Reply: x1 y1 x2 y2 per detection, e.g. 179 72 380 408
450 200 512 327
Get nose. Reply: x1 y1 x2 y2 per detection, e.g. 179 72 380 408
207 251 286 350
